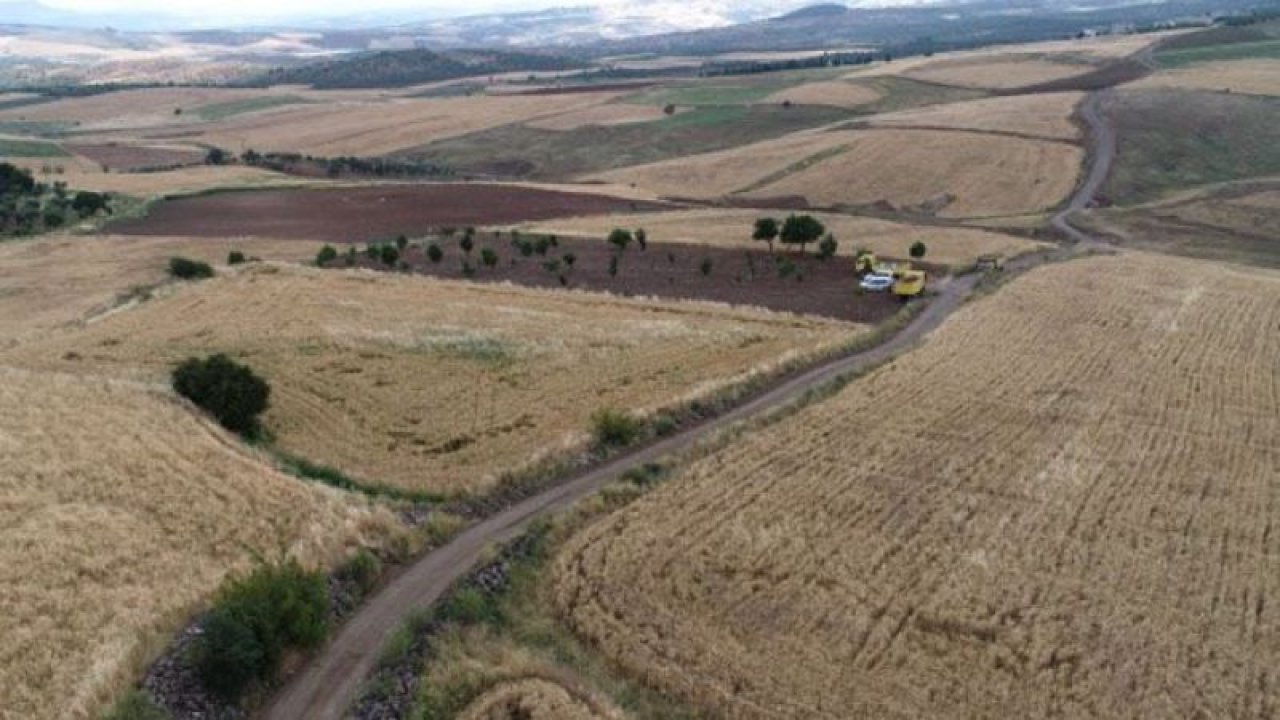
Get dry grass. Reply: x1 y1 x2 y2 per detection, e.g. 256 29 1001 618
554 252 1280 718
0 365 397 720
191 93 620 156
742 128 1083 217
903 57 1092 89
760 81 882 108
865 91 1084 141
3 263 859 497
0 87 290 131
1131 59 1280 96
512 208 1046 268
459 680 617 720
9 157 301 196
0 234 319 347
526 103 678 131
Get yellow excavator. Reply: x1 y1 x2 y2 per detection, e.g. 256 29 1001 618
892 269 926 300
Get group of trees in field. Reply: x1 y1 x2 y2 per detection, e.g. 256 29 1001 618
753 214 837 259
238 149 453 179
0 162 111 236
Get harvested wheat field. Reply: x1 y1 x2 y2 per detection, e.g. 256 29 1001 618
902 57 1094 89
865 91 1084 141
761 81 882 108
513 208 1045 267
526 103 678 131
0 366 396 720
742 128 1083 217
5 264 859 497
1132 59 1280 96
586 129 859 198
460 680 617 720
555 253 1280 718
188 92 620 156
9 158 299 196
0 234 319 346
0 87 280 130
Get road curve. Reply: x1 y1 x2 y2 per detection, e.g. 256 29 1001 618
260 90 1118 720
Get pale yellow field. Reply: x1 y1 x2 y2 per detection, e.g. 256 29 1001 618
460 680 615 720
742 129 1083 217
761 81 882 108
0 235 319 347
555 253 1280 719
4 263 859 497
866 91 1084 140
9 157 302 197
190 92 620 156
526 102 676 131
0 365 396 720
1130 59 1280 96
903 57 1091 89
587 129 860 198
0 87 292 131
512 208 1045 267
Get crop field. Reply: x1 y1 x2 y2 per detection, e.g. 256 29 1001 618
64 142 203 170
10 157 301 197
514 208 1045 268
0 137 67 157
741 128 1082 217
1102 89 1280 204
1132 59 1280 96
554 253 1280 719
0 365 396 720
188 92 623 157
109 184 664 241
526 103 678 131
460 680 615 720
0 87 287 131
1079 181 1280 268
900 56 1094 89
0 235 318 346
761 81 882 108
864 91 1084 141
4 264 859 497
405 103 848 180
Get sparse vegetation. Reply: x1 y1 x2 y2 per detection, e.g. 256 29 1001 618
607 228 634 252
227 250 247 265
316 245 338 266
167 256 214 280
590 408 644 448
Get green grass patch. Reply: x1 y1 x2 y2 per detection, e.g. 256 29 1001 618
194 95 310 122
1103 88 1280 204
275 451 446 504
0 138 67 157
846 75 990 115
1156 38 1280 67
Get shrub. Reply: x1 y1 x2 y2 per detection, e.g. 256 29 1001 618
910 241 928 259
817 233 838 260
480 247 498 270
534 237 552 256
339 549 382 597
379 244 399 266
635 228 647 251
607 254 619 278
227 250 247 265
591 408 642 447
103 690 171 720
168 257 214 280
172 354 270 436
777 258 797 279
345 247 357 266
459 234 474 256
700 257 713 276
395 235 408 252
71 190 109 217
427 243 443 263
194 558 329 700
316 245 338 266
607 228 633 252
517 239 535 257
541 259 560 273
438 586 501 626
562 252 577 268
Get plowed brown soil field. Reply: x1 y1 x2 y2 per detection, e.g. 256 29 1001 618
554 253 1280 719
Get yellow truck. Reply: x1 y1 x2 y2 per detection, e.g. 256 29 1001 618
893 269 927 300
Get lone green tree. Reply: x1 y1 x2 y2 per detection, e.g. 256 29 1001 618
608 228 633 252
780 214 825 254
817 233 838 261
481 247 499 271
753 217 780 253
459 233 474 258
910 241 928 260
172 354 270 437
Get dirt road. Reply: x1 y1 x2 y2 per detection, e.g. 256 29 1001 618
260 91 1117 720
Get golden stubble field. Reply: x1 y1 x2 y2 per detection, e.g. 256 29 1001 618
1130 59 1280 96
901 56 1091 89
554 253 1280 718
512 208 1045 268
865 91 1084 141
459 679 616 720
0 366 398 720
3 262 860 497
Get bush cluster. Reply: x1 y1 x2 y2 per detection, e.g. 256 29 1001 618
590 408 643 447
168 256 214 280
194 558 329 700
172 354 270 436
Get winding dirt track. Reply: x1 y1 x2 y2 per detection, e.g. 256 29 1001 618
260 91 1115 720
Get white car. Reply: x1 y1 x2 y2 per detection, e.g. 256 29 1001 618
859 273 895 292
